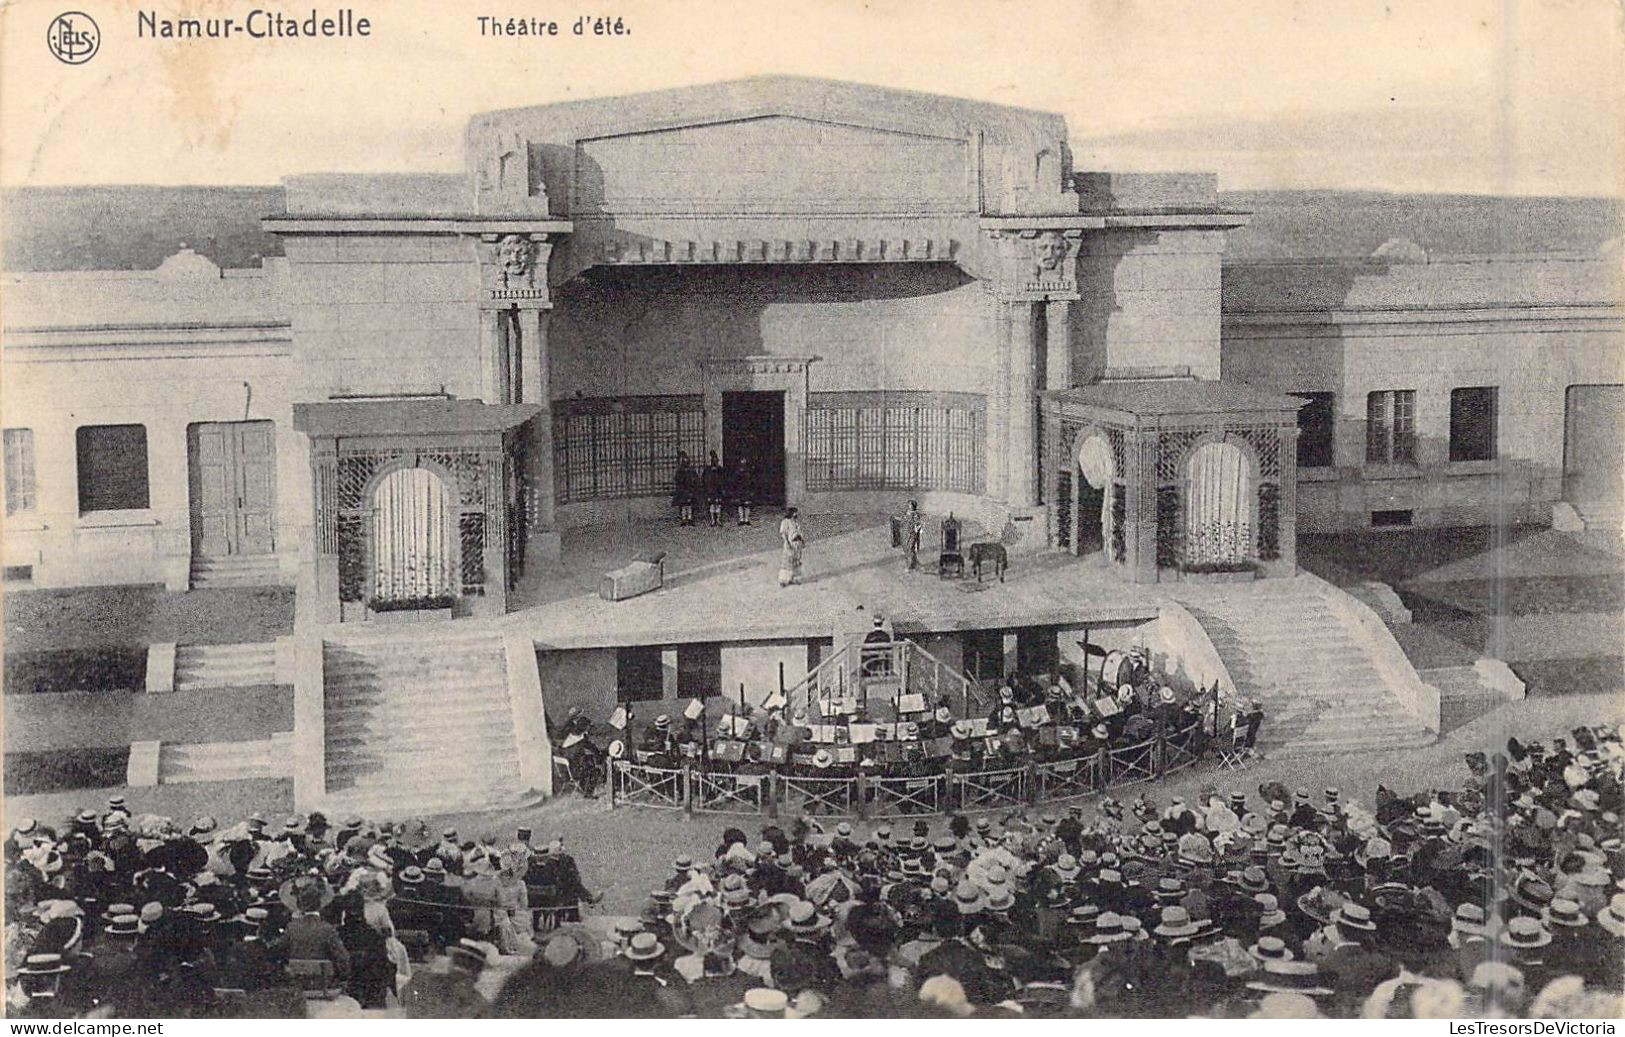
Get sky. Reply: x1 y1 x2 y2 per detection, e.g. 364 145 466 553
2 0 1621 196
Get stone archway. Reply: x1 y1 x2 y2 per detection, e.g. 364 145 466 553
1076 432 1115 556
1184 440 1254 568
369 465 459 603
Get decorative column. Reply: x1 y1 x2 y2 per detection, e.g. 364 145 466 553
522 309 556 535
476 231 561 563
984 226 1083 543
1044 299 1072 390
1005 301 1038 508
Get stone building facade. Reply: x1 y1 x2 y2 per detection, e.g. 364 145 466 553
2 78 1620 605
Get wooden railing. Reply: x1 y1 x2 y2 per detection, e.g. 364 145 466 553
608 719 1206 818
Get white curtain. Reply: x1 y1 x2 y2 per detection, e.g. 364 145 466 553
1185 441 1252 566
1077 434 1115 554
371 467 457 601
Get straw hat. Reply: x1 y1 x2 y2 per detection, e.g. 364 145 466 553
1153 906 1201 939
624 931 667 961
1254 893 1287 928
811 749 834 769
784 900 831 934
743 987 789 1018
1330 901 1378 933
1088 912 1131 944
1246 960 1333 997
1453 902 1487 937
1249 935 1294 962
19 954 70 976
1499 916 1552 949
1596 894 1625 936
1546 899 1588 928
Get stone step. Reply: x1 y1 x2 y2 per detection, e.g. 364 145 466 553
323 666 508 686
159 734 292 783
173 642 281 690
318 784 530 819
325 688 511 714
325 721 516 750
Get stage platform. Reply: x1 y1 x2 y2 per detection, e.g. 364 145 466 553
503 511 1162 650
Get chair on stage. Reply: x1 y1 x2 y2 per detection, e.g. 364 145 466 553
1216 708 1263 770
938 514 965 579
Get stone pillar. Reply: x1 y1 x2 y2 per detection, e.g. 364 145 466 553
1044 299 1072 391
522 309 559 558
1005 301 1039 508
479 309 509 405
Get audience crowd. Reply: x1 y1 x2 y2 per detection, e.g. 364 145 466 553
7 724 1623 1018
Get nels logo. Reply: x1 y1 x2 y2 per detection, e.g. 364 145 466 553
47 11 100 64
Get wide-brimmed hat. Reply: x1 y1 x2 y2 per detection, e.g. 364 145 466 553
624 931 667 961
952 882 986 915
1546 899 1588 928
1066 903 1102 927
1249 935 1294 962
1512 875 1555 913
1453 902 1488 936
811 749 834 769
1158 686 1176 703
1153 877 1186 902
934 705 953 724
20 953 71 976
183 902 221 923
1499 915 1552 949
1153 906 1201 939
950 720 974 739
279 874 336 913
1596 894 1625 937
1330 901 1378 933
742 987 789 1018
785 900 831 933
1088 912 1131 944
1052 854 1081 880
1255 893 1287 928
104 913 140 936
399 866 425 885
1246 960 1333 996
1296 886 1344 925
1227 866 1270 894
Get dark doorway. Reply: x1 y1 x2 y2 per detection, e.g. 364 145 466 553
1078 479 1105 555
722 391 786 506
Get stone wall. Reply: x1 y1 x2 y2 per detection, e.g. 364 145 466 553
1222 251 1625 531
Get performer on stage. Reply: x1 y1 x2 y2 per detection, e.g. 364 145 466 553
777 508 805 587
902 499 923 571
730 456 754 527
703 451 727 528
672 452 698 527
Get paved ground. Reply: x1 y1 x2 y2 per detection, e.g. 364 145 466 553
1300 526 1625 700
9 692 1618 916
498 510 1158 649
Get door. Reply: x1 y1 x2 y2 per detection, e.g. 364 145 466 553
1564 385 1624 505
722 391 786 506
188 421 277 557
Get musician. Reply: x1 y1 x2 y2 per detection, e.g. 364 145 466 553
920 701 954 740
640 714 678 766
987 687 1021 735
555 707 602 798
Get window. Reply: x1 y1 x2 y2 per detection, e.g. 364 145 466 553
676 643 722 700
1366 391 1416 464
805 391 985 494
4 428 35 515
1450 387 1499 462
962 628 1006 683
616 646 665 703
1292 393 1335 468
76 425 149 513
553 396 707 504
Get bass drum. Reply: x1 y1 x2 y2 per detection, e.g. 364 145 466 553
1097 650 1132 692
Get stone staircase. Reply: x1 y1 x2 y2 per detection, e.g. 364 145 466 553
319 628 527 817
174 642 280 691
190 554 286 589
1169 577 1436 757
159 732 293 784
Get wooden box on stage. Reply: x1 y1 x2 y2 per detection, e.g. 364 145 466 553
599 560 663 601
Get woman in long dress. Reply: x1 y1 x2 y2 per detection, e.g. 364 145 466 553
777 507 805 587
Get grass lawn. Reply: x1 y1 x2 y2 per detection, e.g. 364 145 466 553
4 584 293 652
4 692 134 753
5 746 130 795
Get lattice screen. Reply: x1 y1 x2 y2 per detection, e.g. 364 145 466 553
552 396 706 504
805 392 984 493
